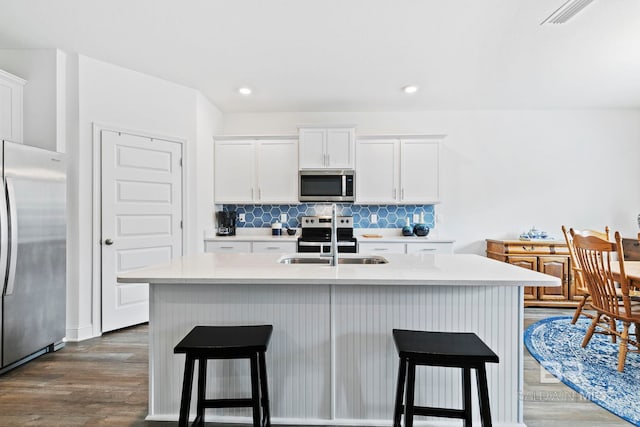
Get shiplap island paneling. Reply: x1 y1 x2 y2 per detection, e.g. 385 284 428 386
118 252 559 426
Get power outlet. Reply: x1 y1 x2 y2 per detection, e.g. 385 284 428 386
280 213 288 223
238 213 246 222
371 214 378 224
413 214 419 223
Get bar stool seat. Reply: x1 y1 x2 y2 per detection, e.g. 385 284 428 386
174 325 273 427
392 329 499 427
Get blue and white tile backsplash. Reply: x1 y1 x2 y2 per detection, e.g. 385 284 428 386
223 204 435 229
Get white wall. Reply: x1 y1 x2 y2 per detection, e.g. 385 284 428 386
64 55 221 340
0 48 65 152
223 110 640 254
196 92 223 248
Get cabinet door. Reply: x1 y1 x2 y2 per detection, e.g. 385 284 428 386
507 256 538 300
214 140 256 203
400 140 439 203
299 128 326 169
326 128 354 168
356 139 398 203
257 140 298 203
0 70 25 143
538 256 570 301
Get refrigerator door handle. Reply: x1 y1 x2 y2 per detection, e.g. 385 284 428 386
4 176 17 296
0 177 8 295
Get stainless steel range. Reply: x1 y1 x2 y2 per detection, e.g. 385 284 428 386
297 215 357 253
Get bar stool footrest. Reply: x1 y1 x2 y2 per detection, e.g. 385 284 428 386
201 397 254 409
413 405 467 419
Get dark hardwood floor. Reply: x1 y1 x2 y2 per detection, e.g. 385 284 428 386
0 308 630 426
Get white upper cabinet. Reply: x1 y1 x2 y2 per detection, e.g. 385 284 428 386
356 139 398 203
0 69 26 144
256 140 298 203
356 137 442 204
214 138 298 204
214 140 255 203
299 127 355 169
401 139 439 203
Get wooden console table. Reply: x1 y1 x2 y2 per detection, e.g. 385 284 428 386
486 239 579 307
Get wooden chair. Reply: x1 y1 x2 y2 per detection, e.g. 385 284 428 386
561 225 610 324
571 230 640 372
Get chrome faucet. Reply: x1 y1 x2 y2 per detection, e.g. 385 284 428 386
331 203 338 266
321 204 339 266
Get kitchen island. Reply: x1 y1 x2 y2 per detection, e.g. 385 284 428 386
118 252 559 426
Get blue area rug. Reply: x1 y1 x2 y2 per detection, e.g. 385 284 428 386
525 316 639 426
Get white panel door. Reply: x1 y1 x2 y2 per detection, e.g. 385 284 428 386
400 140 440 203
356 139 398 203
101 130 183 332
257 139 298 203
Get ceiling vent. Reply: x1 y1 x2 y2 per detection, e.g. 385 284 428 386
541 0 596 24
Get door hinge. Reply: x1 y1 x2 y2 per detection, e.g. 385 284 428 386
179 158 183 167
180 220 183 229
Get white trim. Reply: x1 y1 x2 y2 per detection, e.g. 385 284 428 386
91 122 187 337
357 134 447 140
144 414 526 427
64 324 95 342
213 134 297 141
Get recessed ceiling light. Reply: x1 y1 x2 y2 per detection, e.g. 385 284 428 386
238 87 252 96
403 85 418 94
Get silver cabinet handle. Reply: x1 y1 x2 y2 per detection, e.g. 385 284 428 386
418 248 436 252
220 246 234 250
104 238 114 246
251 188 254 200
5 177 17 296
327 154 330 167
393 188 397 199
266 247 280 250
258 188 262 200
401 188 405 200
374 248 389 251
0 177 8 295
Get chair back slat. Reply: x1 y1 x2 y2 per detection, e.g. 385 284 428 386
571 231 633 321
561 225 609 294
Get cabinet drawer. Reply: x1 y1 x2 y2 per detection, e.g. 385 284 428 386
252 241 297 253
359 242 405 254
205 241 251 253
406 242 453 255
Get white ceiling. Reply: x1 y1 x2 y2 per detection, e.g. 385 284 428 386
1 0 639 112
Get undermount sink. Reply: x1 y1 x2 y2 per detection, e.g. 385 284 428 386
278 255 388 265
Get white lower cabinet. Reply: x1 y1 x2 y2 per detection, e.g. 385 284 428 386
252 241 296 253
359 241 453 255
406 242 453 254
358 242 406 254
205 241 252 253
205 240 295 254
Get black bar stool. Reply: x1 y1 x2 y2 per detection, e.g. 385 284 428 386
174 325 273 427
392 329 499 427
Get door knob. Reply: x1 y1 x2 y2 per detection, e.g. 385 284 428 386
104 238 114 246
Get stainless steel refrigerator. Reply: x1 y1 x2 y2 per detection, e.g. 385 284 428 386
0 140 66 372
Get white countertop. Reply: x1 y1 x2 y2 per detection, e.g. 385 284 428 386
118 252 559 287
203 228 454 243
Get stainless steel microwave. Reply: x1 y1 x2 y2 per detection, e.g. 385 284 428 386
299 169 355 202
